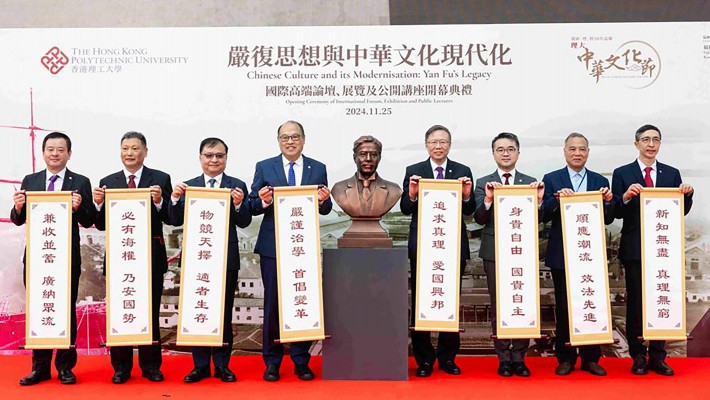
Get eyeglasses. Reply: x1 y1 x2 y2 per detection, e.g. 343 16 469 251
494 147 518 155
425 140 451 147
279 134 303 143
638 137 661 145
201 153 227 160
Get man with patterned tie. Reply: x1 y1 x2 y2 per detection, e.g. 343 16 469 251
248 120 332 382
93 131 174 384
400 124 474 378
473 132 544 378
11 132 94 386
168 137 252 383
611 124 693 376
541 133 616 376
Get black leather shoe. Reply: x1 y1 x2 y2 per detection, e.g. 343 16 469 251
497 362 513 377
214 366 236 382
512 362 531 377
649 360 674 376
19 370 51 386
555 361 574 376
439 360 461 375
142 369 164 382
581 362 607 376
295 364 314 381
263 364 280 382
184 368 210 383
631 355 648 375
416 362 433 378
58 369 76 384
112 371 130 384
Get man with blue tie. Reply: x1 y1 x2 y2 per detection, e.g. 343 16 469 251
248 120 332 382
11 132 94 385
169 137 252 383
611 124 693 376
541 133 616 376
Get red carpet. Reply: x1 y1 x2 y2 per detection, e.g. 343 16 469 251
1 355 708 400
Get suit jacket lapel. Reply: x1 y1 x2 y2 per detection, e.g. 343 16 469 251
560 168 573 190
114 172 128 189
420 159 435 179
630 163 646 186
301 157 313 185
444 160 455 179
271 157 288 186
60 169 74 191
138 167 152 188
220 175 229 189
655 163 667 187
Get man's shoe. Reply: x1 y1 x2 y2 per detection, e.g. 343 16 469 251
649 360 674 376
555 362 574 376
214 366 237 382
294 364 314 381
512 362 531 377
19 370 50 386
184 368 210 383
416 362 433 378
58 369 76 384
581 362 607 376
112 371 130 384
263 365 280 382
439 360 461 375
497 362 513 377
631 355 648 375
142 369 164 382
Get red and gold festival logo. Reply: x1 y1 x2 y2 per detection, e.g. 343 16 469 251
571 38 661 89
41 46 69 75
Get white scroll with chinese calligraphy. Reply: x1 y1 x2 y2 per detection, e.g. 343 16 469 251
25 191 73 350
414 179 462 332
641 188 687 341
177 187 231 346
273 185 325 343
105 189 154 346
494 186 540 339
560 192 613 346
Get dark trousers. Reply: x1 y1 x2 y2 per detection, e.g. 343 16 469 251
622 261 666 361
26 272 79 373
483 260 530 362
551 268 602 364
409 257 462 366
260 256 311 367
192 269 238 369
110 272 164 373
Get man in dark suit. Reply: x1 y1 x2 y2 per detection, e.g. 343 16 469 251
473 132 543 378
248 120 332 382
168 137 252 383
541 133 616 377
611 124 693 376
11 132 94 386
400 124 474 378
93 131 174 384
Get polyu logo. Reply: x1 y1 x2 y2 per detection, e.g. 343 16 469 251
41 46 69 75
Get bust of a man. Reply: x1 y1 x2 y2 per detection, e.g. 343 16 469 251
331 135 402 247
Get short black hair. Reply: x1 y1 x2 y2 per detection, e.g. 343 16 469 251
277 120 305 137
121 131 147 147
635 124 662 141
491 132 519 151
42 131 71 152
199 137 229 154
425 124 451 141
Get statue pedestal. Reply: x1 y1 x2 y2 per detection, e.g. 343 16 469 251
322 248 409 380
337 217 392 248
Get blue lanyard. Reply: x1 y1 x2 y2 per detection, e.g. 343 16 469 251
574 170 587 192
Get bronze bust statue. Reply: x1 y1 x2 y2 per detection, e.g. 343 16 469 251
331 135 402 247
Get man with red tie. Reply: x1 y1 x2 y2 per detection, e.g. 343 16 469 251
611 124 693 376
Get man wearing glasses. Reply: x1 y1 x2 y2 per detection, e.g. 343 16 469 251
473 132 543 378
168 137 252 383
400 124 474 378
248 121 332 382
611 124 693 376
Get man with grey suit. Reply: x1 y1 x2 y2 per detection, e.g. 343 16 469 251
473 132 543 377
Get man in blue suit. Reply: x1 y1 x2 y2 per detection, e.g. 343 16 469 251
248 120 332 382
611 124 693 376
541 133 616 377
169 137 252 383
